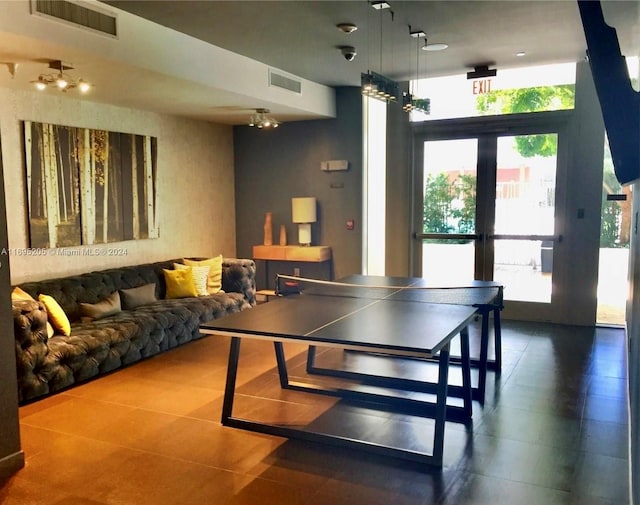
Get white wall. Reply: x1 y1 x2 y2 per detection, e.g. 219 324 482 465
0 88 236 284
0 1 336 124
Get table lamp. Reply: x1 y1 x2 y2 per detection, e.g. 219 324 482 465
291 197 317 246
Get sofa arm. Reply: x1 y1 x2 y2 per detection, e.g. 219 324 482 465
222 258 257 307
13 299 51 402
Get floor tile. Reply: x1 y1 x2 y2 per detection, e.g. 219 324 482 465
4 323 629 504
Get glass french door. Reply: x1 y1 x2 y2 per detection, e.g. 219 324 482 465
414 126 563 320
420 138 478 285
493 135 558 304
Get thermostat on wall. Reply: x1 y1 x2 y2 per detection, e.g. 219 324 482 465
321 160 349 171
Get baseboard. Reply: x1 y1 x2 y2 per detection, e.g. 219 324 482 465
0 450 25 481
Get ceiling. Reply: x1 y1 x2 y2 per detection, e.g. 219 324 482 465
1 1 639 125
104 0 639 85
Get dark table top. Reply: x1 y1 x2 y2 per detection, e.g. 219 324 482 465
201 275 481 357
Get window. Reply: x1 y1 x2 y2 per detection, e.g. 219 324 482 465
411 62 577 121
362 96 386 275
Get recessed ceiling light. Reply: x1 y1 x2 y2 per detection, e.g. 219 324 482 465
516 51 526 57
422 42 448 52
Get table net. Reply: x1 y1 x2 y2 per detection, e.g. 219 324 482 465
275 275 502 307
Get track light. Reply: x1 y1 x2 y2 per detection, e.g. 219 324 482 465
30 60 92 94
248 108 280 129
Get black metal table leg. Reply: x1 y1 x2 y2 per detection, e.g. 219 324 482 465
476 308 490 402
493 306 502 374
221 336 241 424
273 341 290 388
432 342 451 466
306 345 317 373
459 326 473 418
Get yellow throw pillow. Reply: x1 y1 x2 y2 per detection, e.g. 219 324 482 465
183 255 223 294
173 263 210 296
13 287 55 338
11 286 34 302
38 294 71 336
163 268 198 299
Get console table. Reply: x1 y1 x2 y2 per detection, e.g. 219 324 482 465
252 245 332 291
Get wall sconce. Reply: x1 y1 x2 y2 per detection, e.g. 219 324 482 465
292 197 317 246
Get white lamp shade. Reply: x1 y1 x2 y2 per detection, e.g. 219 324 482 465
291 197 317 223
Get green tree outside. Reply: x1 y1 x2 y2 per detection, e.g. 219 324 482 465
423 173 454 234
476 85 574 158
423 83 627 248
453 174 476 234
601 140 627 247
423 173 476 238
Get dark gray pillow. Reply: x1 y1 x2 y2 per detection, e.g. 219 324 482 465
79 291 121 322
119 283 157 310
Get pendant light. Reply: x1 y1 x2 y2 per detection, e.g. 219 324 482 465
403 28 430 114
361 1 399 103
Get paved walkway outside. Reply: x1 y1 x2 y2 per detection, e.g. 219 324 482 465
422 244 628 326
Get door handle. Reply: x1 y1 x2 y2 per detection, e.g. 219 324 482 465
488 234 561 242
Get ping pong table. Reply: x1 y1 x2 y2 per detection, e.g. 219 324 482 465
304 275 503 403
200 275 485 467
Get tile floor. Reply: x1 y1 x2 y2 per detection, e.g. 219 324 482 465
0 320 630 504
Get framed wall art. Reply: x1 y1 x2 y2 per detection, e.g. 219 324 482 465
24 121 158 248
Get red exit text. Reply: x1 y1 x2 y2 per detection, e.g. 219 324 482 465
472 79 493 94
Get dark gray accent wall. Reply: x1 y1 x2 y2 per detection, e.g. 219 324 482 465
0 132 24 481
234 87 363 283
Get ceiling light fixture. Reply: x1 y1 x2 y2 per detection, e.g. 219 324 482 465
30 61 85 93
336 23 358 33
30 60 92 93
403 27 430 114
361 70 399 101
361 0 399 103
371 1 390 9
422 42 448 52
248 108 280 129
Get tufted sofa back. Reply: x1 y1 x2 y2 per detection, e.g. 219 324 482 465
18 259 183 322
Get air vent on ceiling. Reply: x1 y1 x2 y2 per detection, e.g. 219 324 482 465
31 0 117 37
269 69 302 94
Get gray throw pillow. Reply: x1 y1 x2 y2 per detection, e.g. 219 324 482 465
119 283 157 310
79 291 122 322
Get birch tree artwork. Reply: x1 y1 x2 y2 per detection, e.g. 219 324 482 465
24 121 158 248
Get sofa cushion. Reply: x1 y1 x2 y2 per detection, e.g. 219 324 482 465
119 283 158 310
184 255 223 294
79 291 122 322
163 268 197 299
38 294 71 336
12 286 35 301
174 263 209 296
12 287 54 338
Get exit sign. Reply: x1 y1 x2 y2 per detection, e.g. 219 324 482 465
472 79 493 94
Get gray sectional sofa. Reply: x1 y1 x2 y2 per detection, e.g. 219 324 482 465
12 258 256 403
